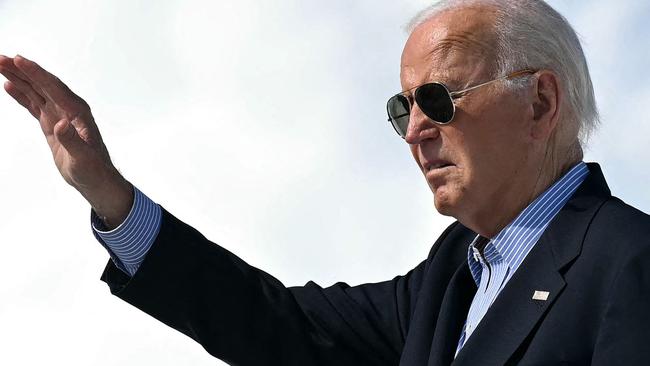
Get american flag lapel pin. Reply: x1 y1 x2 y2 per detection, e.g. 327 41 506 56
532 290 550 301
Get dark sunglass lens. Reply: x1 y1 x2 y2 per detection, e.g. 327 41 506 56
416 83 454 123
387 94 410 138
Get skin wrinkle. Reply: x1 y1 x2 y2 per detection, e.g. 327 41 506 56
430 32 496 65
401 42 490 98
402 8 498 94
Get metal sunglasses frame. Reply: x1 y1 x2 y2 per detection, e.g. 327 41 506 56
386 69 538 138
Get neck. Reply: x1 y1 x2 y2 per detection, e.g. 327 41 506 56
468 143 582 238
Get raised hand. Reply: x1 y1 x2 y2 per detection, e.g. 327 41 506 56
0 55 133 228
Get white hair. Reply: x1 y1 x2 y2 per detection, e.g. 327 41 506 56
406 0 599 149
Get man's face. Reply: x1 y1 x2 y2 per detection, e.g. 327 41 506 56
400 7 537 228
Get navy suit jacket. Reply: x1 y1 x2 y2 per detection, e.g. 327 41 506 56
101 163 650 365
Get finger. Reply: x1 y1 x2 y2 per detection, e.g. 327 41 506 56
13 55 79 109
0 66 46 106
53 118 88 157
0 55 28 76
4 81 41 119
0 55 47 97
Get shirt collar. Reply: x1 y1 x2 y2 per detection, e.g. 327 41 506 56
467 161 590 285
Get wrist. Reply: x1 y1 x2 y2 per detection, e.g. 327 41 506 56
82 172 134 230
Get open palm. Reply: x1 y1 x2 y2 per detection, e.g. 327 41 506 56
0 54 132 227
0 55 116 190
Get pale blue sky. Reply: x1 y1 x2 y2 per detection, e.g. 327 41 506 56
0 1 648 364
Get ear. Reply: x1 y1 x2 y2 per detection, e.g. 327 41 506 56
529 70 561 141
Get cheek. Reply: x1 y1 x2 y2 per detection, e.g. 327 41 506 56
458 143 504 195
453 106 529 172
474 128 530 175
440 130 473 182
452 131 531 204
440 134 500 201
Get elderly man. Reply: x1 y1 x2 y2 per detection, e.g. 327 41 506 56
1 0 648 365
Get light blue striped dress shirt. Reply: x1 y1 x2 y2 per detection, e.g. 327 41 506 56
91 186 162 276
455 161 589 355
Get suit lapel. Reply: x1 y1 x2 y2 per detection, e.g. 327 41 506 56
426 262 477 366
451 163 611 365
452 238 565 365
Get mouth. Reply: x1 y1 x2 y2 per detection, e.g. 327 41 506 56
423 160 455 172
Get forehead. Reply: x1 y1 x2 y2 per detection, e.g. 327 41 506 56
400 6 499 89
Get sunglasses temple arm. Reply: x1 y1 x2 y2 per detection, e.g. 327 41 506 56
449 77 505 97
449 69 537 97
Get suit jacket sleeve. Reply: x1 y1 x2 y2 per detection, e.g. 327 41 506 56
100 207 446 366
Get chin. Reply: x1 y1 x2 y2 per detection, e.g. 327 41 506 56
432 187 460 218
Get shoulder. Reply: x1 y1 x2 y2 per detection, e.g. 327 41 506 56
586 196 650 265
590 196 650 243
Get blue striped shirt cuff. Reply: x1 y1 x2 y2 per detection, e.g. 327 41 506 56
91 186 162 277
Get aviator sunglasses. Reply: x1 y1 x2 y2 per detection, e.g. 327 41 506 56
386 69 537 138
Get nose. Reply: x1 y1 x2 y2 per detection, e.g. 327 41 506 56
404 102 440 144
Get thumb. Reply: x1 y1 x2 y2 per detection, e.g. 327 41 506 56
53 119 86 156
